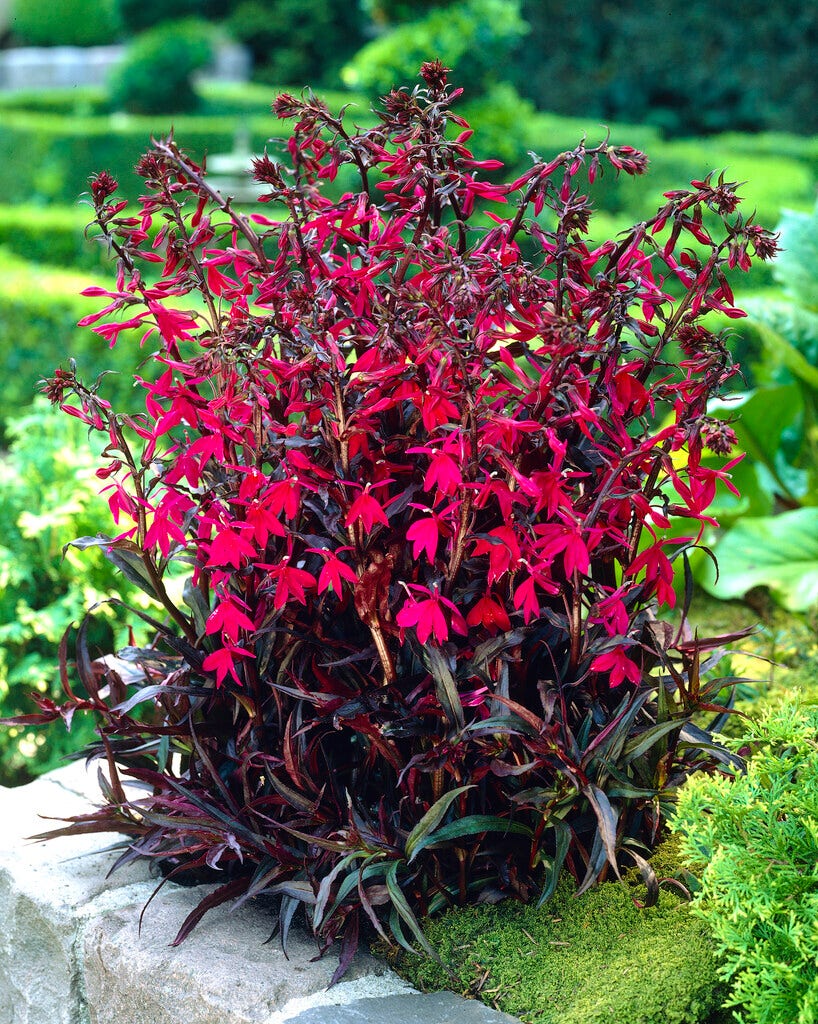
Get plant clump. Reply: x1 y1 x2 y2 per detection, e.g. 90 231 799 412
6 64 778 974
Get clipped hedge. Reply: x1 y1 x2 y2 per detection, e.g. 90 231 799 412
0 110 274 203
0 205 111 272
0 249 146 438
0 93 815 229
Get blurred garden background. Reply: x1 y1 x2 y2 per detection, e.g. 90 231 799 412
2 0 818 786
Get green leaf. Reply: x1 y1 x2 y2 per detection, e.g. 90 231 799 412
327 859 389 922
752 318 818 390
771 204 818 308
384 862 437 958
421 645 464 729
708 387 805 508
313 852 368 931
405 785 474 863
701 508 818 611
407 814 532 860
621 719 684 764
537 819 571 906
63 534 161 599
583 784 620 873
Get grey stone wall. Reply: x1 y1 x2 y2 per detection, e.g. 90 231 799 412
0 762 521 1024
0 41 250 91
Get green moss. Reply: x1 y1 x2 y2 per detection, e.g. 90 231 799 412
383 867 729 1024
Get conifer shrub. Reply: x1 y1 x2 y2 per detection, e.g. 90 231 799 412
673 698 818 1024
3 65 778 973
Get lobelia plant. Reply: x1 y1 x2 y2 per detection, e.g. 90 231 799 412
6 63 779 976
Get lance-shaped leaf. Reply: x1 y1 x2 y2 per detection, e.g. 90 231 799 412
583 784 621 876
384 862 438 959
421 644 464 729
405 785 474 862
64 534 161 599
407 814 532 860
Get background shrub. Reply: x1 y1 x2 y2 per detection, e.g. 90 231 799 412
0 249 150 442
108 20 215 116
362 0 818 137
673 698 818 1024
0 403 144 786
228 0 366 87
115 0 234 32
0 110 274 204
342 0 529 99
10 0 121 47
510 0 818 137
0 205 112 272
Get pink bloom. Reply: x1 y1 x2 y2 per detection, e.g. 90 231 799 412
396 588 467 646
202 645 253 688
344 492 389 532
472 526 521 583
591 647 641 688
406 517 440 563
422 452 463 502
206 598 256 643
513 576 541 624
206 527 258 568
625 543 677 609
316 554 358 596
272 564 315 609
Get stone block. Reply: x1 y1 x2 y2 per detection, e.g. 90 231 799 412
285 992 521 1024
0 765 523 1024
83 885 396 1024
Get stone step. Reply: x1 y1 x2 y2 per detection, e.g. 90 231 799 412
0 763 520 1024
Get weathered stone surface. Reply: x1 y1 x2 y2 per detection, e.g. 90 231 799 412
285 992 521 1024
83 885 396 1024
0 765 523 1024
0 762 150 1024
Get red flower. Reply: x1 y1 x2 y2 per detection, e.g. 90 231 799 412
421 452 463 501
344 492 389 532
591 647 642 688
206 527 258 569
315 553 358 596
466 595 511 634
406 517 440 563
202 645 253 688
396 588 467 646
206 597 256 644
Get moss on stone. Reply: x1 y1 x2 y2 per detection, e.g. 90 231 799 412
382 861 730 1024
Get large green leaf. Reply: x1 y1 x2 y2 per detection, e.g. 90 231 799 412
700 508 818 611
708 386 808 508
748 317 818 390
770 204 818 310
743 298 818 383
407 814 533 860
